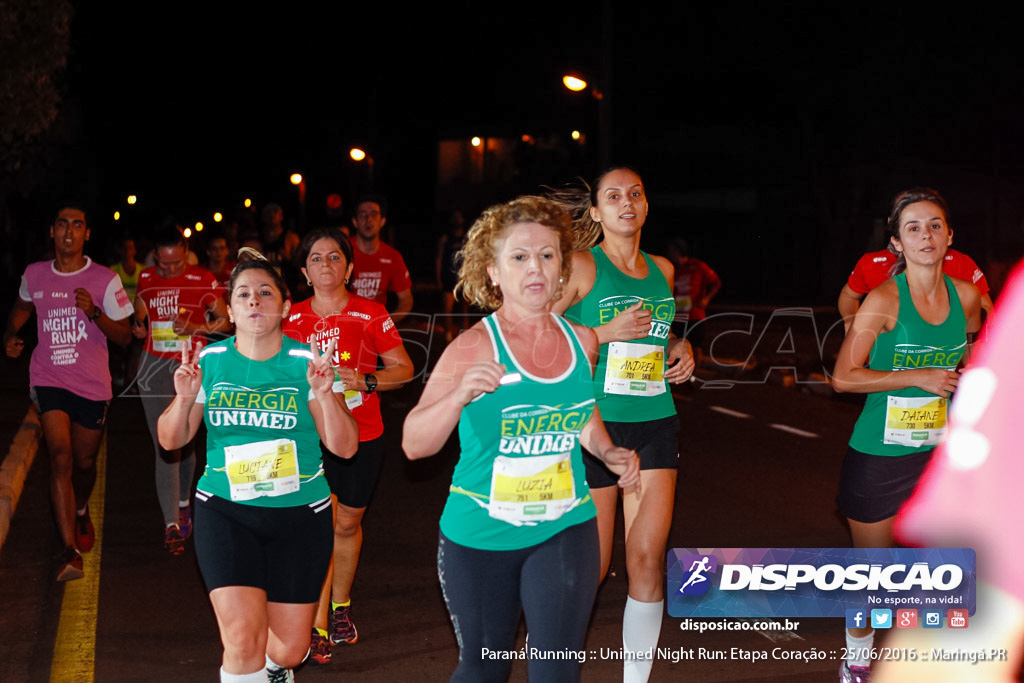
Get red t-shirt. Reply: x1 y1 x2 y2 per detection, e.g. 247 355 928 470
896 261 1024 600
282 295 403 441
846 248 990 296
673 258 720 320
207 261 236 289
137 265 224 358
349 240 412 306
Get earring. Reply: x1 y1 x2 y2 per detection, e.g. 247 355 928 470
306 279 312 286
345 278 349 285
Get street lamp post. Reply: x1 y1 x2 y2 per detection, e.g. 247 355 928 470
563 0 613 171
350 147 375 194
290 173 306 232
562 73 611 171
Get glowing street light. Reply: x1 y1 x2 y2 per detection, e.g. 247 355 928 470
562 75 587 92
127 194 137 205
213 212 223 223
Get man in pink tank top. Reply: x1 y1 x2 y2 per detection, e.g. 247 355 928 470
3 203 134 581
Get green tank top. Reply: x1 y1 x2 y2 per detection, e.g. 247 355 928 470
848 273 967 456
563 246 676 422
439 313 597 551
196 336 330 506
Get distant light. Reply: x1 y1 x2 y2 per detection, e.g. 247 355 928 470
521 135 535 145
326 193 342 210
194 222 204 232
350 148 367 162
183 228 193 238
113 211 121 221
127 195 137 205
213 212 223 223
571 130 582 141
290 173 303 185
244 198 252 208
563 75 588 92
471 137 482 147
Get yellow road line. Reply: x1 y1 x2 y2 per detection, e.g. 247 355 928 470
50 434 106 683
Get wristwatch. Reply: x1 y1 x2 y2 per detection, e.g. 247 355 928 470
364 373 378 394
89 307 103 321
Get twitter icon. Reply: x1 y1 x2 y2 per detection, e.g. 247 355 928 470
871 609 892 629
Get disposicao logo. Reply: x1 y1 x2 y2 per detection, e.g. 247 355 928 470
676 555 718 595
666 548 976 619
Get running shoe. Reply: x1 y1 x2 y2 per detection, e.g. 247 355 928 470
178 504 192 540
163 524 185 556
330 604 358 644
75 506 95 553
839 661 871 682
309 628 332 664
56 547 84 582
266 665 294 682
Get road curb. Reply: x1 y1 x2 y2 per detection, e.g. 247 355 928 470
0 405 41 559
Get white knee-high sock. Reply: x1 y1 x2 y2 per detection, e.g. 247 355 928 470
219 666 268 682
623 596 663 683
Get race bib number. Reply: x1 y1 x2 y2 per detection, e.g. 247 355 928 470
489 453 576 524
332 379 364 410
151 320 188 353
343 388 363 410
604 341 666 397
884 395 948 447
224 438 301 501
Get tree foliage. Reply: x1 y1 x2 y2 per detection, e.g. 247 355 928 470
0 0 74 176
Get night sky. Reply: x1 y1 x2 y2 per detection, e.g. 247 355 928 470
33 3 1024 300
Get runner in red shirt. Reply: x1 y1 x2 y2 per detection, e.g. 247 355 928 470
133 226 230 554
667 237 721 365
283 227 414 663
349 195 413 324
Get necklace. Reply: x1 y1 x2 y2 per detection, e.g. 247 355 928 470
311 297 344 334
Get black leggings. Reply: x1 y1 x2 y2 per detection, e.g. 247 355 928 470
437 518 599 683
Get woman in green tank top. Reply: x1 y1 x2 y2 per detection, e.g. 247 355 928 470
548 166 695 682
158 255 358 681
403 196 640 682
831 188 982 682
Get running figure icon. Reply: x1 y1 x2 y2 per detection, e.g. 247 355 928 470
679 556 712 593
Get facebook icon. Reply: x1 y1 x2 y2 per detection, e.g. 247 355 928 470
846 609 866 629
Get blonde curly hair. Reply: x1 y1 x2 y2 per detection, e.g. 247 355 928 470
455 196 574 311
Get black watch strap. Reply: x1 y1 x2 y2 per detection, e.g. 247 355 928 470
364 373 378 394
